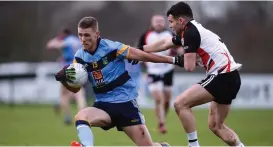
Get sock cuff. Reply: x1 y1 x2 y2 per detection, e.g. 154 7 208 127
189 139 198 142
75 120 90 127
187 131 198 140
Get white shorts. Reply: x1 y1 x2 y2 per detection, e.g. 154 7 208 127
147 70 174 92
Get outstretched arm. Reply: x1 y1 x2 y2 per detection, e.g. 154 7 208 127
46 37 66 50
127 47 184 67
128 47 173 64
142 36 179 53
116 42 183 66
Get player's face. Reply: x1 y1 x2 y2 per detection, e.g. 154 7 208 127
78 27 99 50
151 15 166 32
168 14 184 36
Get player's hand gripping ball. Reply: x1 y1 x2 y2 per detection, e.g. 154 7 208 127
66 63 88 88
55 63 88 88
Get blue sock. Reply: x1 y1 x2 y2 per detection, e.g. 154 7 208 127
75 120 94 146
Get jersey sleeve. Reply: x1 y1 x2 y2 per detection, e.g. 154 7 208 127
183 27 201 53
73 49 84 64
172 36 182 46
115 42 130 60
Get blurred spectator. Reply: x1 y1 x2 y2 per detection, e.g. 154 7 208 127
136 14 176 134
46 28 87 125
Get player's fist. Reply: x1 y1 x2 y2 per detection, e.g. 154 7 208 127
174 55 184 67
55 65 68 82
65 68 76 83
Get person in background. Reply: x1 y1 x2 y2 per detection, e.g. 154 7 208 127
135 14 177 134
46 28 87 125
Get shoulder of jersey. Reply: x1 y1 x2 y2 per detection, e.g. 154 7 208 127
190 20 202 26
100 38 122 50
183 20 201 36
187 20 206 33
99 38 113 46
162 30 173 34
75 48 85 57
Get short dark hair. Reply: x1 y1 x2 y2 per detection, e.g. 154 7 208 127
166 1 193 18
78 16 98 30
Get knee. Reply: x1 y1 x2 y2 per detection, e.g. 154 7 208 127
75 110 88 121
165 101 170 106
153 95 162 105
174 96 187 112
155 98 161 105
208 121 216 133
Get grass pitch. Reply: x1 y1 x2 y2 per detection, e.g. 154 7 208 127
0 104 272 146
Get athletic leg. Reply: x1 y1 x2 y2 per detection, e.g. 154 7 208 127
74 106 112 146
74 88 87 111
61 85 73 124
162 70 174 116
163 87 171 116
174 84 214 146
148 80 166 133
117 99 169 146
207 70 243 146
123 124 169 146
208 102 244 146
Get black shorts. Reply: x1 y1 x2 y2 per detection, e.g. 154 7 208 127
148 69 174 86
93 99 144 131
198 70 241 105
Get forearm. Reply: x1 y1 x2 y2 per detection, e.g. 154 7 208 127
61 81 80 93
46 38 64 49
144 54 173 64
143 39 167 53
130 48 173 64
142 36 176 53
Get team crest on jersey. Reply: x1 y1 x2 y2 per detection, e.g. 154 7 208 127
102 57 108 65
92 70 106 87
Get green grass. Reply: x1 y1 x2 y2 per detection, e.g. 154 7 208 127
0 104 272 146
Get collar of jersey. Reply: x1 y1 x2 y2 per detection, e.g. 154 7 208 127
84 37 101 55
180 18 194 37
185 18 194 27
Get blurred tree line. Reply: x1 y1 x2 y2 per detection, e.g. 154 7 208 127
0 1 273 73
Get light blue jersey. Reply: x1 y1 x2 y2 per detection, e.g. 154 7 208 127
62 35 82 65
125 60 141 89
74 38 138 103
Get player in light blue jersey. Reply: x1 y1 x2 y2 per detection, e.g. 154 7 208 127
73 38 139 103
46 28 87 125
55 17 184 147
